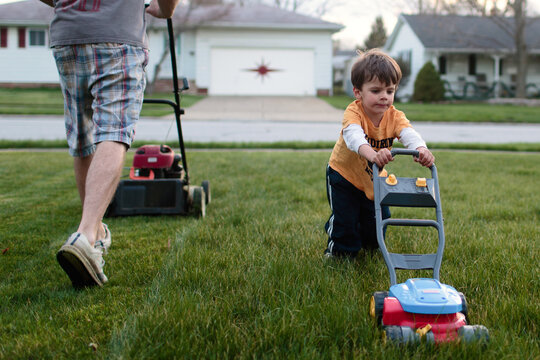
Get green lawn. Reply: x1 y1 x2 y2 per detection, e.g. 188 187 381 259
0 87 203 117
320 95 540 123
0 150 538 359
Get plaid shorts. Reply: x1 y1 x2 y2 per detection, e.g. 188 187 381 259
53 43 148 157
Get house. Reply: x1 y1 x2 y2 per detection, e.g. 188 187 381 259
332 49 357 92
0 1 342 96
384 14 540 100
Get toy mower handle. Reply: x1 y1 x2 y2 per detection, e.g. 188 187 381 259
372 148 435 178
391 148 419 158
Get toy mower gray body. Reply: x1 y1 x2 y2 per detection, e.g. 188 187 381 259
369 149 489 344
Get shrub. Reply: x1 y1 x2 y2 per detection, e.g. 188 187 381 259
412 62 445 102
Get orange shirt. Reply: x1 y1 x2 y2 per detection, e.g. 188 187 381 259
329 100 411 200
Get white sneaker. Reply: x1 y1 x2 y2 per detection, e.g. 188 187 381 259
94 223 111 254
57 233 107 288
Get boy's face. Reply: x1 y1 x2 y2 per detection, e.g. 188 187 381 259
353 78 396 123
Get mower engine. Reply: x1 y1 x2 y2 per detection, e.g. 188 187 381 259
129 145 184 181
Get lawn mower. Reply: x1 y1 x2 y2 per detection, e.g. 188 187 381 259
369 149 488 344
106 17 209 218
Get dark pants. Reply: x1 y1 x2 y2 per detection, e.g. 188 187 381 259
324 165 390 257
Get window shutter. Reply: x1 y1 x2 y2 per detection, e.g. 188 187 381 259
18 28 26 48
0 28 7 48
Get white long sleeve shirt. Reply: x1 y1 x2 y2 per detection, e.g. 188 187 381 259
343 124 427 154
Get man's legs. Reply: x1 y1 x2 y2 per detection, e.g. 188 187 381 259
73 153 92 208
54 43 146 287
74 141 126 246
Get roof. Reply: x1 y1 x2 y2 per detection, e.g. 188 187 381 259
0 1 342 32
397 14 540 53
150 3 342 32
0 1 52 26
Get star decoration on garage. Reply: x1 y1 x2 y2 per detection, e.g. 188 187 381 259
245 58 281 82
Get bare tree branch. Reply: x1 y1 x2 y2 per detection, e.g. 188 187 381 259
146 1 232 94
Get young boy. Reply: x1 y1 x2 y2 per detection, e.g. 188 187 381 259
324 49 434 258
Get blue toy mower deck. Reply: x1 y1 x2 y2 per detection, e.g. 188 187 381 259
369 149 489 344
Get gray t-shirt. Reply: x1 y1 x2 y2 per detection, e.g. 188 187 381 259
49 0 148 48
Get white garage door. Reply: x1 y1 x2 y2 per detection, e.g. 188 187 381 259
209 47 315 96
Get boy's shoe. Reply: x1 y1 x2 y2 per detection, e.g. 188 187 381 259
323 247 357 260
94 223 111 254
323 248 334 259
57 232 106 288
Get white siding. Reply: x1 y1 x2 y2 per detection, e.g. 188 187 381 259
0 25 336 96
146 29 197 83
195 27 333 94
385 18 426 100
209 47 314 95
0 27 58 83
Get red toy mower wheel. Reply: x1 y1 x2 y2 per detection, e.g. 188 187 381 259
369 291 388 326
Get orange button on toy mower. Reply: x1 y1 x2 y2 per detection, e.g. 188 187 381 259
416 177 427 187
385 174 397 185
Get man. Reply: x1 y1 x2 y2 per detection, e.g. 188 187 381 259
38 0 180 288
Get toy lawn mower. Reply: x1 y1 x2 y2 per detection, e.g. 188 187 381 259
369 149 488 344
106 18 209 218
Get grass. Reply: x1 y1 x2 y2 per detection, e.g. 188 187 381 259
0 87 203 117
1 139 540 153
320 95 540 123
0 150 538 359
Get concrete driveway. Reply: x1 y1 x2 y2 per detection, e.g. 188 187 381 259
178 96 343 122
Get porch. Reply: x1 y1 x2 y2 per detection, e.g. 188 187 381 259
435 52 540 100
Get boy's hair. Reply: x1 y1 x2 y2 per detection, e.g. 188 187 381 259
351 49 402 90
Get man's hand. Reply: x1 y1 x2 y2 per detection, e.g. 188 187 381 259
146 0 180 19
39 0 54 7
414 146 435 167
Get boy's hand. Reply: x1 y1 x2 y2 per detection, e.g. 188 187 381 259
414 147 435 167
372 148 393 168
359 144 393 168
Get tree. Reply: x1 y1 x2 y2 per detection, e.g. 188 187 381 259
242 0 339 17
388 0 531 98
363 16 387 50
457 0 529 98
412 62 446 102
146 0 231 94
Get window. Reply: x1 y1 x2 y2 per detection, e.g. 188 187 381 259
29 29 46 46
468 54 477 75
438 55 447 75
0 28 7 48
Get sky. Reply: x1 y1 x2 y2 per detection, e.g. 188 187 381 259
2 0 540 49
